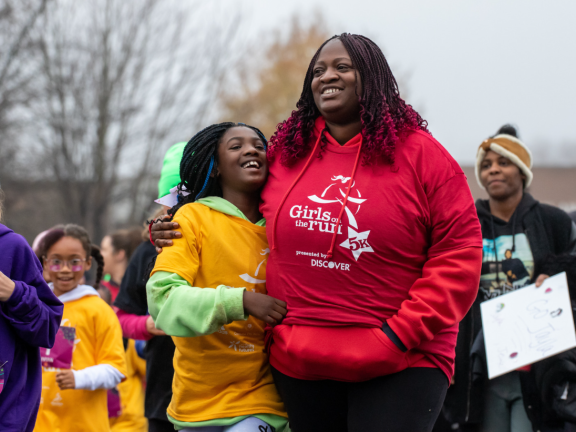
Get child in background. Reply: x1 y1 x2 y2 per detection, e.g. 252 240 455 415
34 224 127 432
97 280 147 432
100 228 142 302
100 227 148 431
147 123 288 431
108 339 147 432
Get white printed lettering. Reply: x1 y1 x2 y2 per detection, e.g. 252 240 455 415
289 205 302 218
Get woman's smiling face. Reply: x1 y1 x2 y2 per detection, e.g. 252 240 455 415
311 39 362 125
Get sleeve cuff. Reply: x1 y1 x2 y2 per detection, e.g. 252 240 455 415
219 286 247 322
72 369 87 389
73 365 125 390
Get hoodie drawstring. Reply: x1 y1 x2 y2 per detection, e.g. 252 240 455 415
271 130 363 260
510 212 517 253
490 215 500 286
271 132 323 251
326 140 363 259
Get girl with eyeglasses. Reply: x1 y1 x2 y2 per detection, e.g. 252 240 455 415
34 224 127 432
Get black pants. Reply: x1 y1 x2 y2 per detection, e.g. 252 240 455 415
148 418 175 432
272 367 448 432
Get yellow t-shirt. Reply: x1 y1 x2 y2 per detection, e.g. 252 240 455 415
152 203 285 423
35 294 127 432
110 340 147 432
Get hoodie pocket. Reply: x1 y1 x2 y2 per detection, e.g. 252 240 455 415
272 325 409 382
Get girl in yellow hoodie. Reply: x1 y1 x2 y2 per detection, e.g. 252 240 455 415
147 123 288 431
35 224 127 432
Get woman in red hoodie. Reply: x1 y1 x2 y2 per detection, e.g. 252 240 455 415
153 33 482 432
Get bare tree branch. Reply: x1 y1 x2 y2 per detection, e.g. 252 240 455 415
26 0 245 239
0 0 48 89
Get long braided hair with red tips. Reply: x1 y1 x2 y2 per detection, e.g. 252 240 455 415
268 33 429 166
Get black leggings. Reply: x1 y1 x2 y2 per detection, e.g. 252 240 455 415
148 418 175 432
271 367 448 432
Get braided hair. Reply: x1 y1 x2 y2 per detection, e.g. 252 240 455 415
37 224 105 289
90 244 105 289
167 122 267 221
269 33 429 166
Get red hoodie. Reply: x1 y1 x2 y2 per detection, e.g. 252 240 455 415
260 117 482 382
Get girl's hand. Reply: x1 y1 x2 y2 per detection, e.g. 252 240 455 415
243 291 287 325
0 270 16 302
535 274 550 288
55 370 76 390
150 216 181 253
146 315 166 336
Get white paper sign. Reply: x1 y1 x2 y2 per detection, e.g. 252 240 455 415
480 272 576 379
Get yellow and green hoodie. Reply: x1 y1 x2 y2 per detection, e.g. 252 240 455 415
146 197 287 431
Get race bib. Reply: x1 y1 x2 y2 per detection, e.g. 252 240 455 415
107 387 122 418
40 326 76 369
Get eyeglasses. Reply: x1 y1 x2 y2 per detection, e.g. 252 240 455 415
44 258 86 272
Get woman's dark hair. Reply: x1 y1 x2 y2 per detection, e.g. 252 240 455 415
108 228 142 262
167 122 267 220
268 33 428 166
37 224 104 289
492 124 519 138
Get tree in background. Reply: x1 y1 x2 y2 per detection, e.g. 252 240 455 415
219 15 330 138
219 16 415 140
0 0 49 178
3 0 240 241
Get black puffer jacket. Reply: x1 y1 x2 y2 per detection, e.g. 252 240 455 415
442 193 576 430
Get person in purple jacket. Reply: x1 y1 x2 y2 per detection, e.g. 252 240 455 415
0 212 63 431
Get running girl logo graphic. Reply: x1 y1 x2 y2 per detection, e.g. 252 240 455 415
290 174 374 261
51 392 63 407
307 175 366 229
239 248 269 284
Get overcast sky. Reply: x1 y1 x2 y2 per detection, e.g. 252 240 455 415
229 0 576 166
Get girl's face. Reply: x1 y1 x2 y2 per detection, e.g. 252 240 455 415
215 126 268 194
311 39 362 124
480 150 526 200
44 236 91 296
